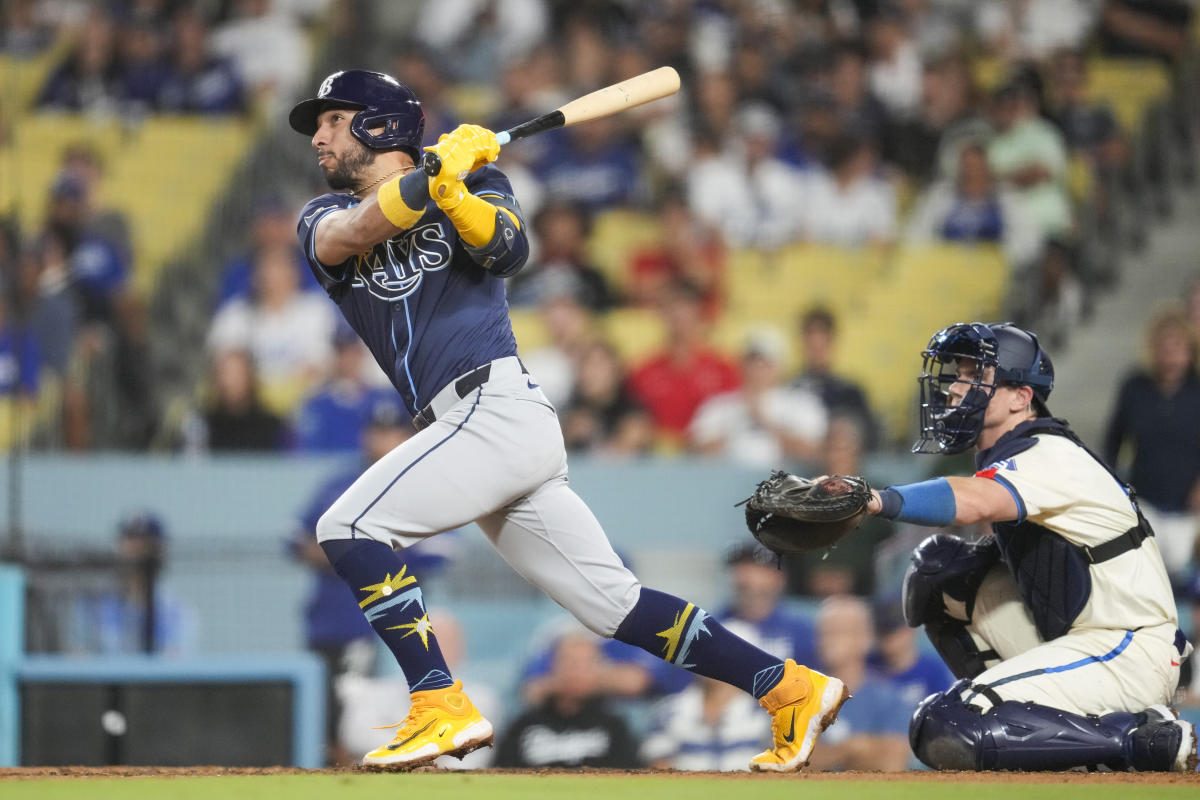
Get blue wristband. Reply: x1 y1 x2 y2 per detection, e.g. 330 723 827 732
883 478 957 527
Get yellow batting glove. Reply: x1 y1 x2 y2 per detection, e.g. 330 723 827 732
424 124 500 208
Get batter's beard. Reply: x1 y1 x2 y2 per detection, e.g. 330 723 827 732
323 144 377 191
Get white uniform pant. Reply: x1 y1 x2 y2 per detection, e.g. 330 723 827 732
315 364 642 637
957 565 1183 716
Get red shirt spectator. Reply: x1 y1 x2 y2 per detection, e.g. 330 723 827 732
629 280 740 438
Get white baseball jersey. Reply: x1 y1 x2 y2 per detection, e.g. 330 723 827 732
960 431 1187 716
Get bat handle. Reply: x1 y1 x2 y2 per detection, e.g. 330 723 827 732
419 130 514 177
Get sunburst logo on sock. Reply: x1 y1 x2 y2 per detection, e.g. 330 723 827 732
388 613 436 650
358 566 418 608
656 603 694 662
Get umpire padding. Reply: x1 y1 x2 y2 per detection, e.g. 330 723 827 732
910 681 1141 771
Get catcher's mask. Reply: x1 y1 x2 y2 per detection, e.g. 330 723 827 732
913 322 1054 455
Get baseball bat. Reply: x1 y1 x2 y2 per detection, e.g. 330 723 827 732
420 66 681 177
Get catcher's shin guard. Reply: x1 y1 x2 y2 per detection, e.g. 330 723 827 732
909 683 1187 771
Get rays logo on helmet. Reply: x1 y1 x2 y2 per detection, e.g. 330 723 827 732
350 222 453 301
317 72 341 98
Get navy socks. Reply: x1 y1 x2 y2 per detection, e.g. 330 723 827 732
613 587 785 698
321 538 454 692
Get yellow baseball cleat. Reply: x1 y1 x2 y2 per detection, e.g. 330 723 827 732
361 680 494 770
749 659 851 772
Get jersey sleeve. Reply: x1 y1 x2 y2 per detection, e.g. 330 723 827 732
465 165 524 220
296 193 357 294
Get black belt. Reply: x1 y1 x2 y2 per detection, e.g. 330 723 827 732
411 359 529 432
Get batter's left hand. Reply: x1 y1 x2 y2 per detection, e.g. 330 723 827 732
425 124 499 205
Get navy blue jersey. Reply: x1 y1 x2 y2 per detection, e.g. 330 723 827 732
297 166 523 416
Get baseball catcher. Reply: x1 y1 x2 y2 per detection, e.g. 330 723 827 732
745 322 1196 772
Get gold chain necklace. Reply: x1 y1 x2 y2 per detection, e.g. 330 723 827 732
352 165 415 197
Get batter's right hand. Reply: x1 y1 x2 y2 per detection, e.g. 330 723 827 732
424 124 499 193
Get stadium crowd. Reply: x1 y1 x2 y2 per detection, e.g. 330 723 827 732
3 0 1200 770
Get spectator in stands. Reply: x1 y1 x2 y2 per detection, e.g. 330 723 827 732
1047 48 1138 250
687 105 807 250
208 243 337 414
115 18 165 116
689 326 827 468
35 7 123 113
561 339 654 457
12 233 74 385
497 632 643 768
627 189 725 316
43 173 128 327
415 0 549 86
197 348 286 452
1027 236 1085 350
827 42 887 143
629 278 740 444
865 6 922 122
293 328 397 453
798 134 897 247
641 675 771 771
0 290 41 401
1103 305 1200 582
883 51 992 184
869 599 954 715
717 542 817 670
905 141 1044 269
533 117 642 212
790 306 881 451
507 201 613 312
72 512 194 655
1 0 55 56
805 596 911 772
210 0 310 116
987 78 1073 239
57 142 133 263
152 8 245 114
1097 0 1193 64
974 0 1098 62
519 288 597 411
215 196 317 307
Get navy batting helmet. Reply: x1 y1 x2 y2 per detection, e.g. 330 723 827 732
289 69 425 159
913 322 1054 455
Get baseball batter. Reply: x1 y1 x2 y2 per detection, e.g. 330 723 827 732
864 321 1196 771
288 69 848 771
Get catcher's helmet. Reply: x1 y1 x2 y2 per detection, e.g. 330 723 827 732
289 69 425 159
913 322 1054 455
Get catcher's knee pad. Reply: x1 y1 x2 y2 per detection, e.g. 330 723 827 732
902 534 1000 627
911 683 1138 771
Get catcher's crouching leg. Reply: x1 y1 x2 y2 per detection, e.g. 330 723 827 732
910 682 1187 771
903 534 1003 678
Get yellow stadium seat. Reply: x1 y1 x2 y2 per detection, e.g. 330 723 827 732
601 308 666 366
509 308 550 352
586 209 661 292
1086 58 1171 133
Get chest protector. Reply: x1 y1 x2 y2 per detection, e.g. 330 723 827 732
976 418 1154 641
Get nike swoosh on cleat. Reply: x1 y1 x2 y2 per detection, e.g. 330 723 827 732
387 720 434 750
783 709 797 744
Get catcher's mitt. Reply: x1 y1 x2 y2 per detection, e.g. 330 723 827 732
740 471 873 555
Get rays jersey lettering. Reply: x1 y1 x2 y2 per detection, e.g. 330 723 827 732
350 221 453 301
296 165 522 416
